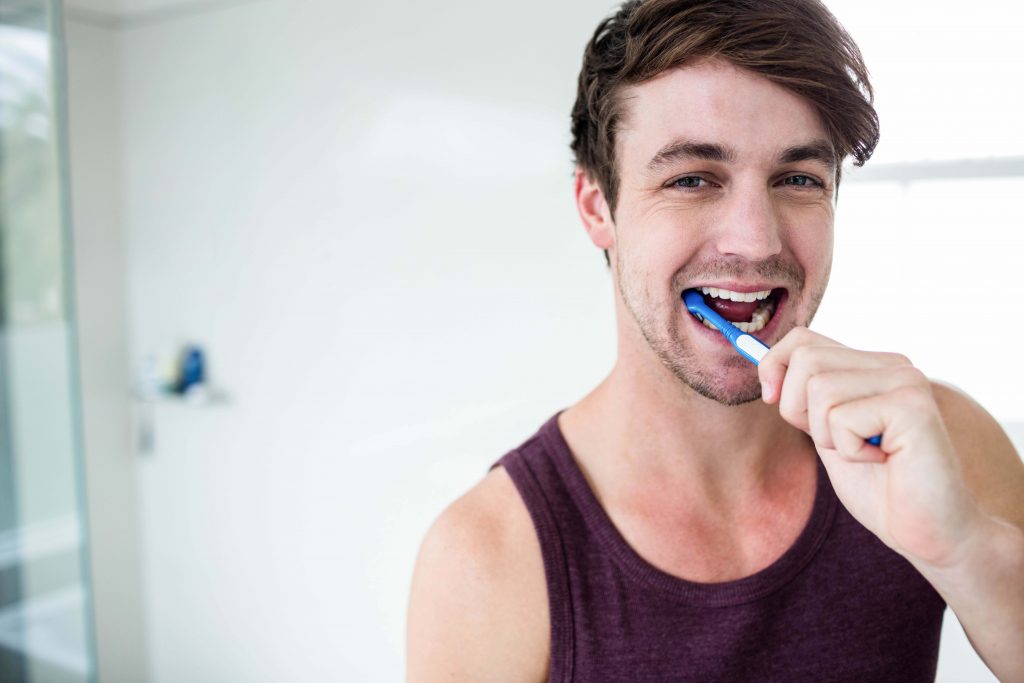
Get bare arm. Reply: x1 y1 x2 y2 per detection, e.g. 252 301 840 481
406 467 550 683
919 382 1024 682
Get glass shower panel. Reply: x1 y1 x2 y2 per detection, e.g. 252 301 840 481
0 0 96 681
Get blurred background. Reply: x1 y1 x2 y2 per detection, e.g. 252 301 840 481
1 0 1022 680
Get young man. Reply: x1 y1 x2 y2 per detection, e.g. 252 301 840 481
407 1 1024 680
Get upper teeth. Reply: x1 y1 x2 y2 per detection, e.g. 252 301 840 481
699 287 772 303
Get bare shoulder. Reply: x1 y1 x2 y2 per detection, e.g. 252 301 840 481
931 380 1024 529
406 465 550 683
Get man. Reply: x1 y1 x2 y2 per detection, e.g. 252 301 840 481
407 0 1024 680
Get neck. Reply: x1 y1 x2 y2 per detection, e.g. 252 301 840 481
562 354 813 507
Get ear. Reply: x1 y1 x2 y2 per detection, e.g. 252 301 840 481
574 169 615 252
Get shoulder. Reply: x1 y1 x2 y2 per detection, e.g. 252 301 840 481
406 465 550 682
930 380 1024 529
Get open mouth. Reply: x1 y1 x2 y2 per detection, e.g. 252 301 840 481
691 286 785 334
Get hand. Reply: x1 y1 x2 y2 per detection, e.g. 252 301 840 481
758 327 985 568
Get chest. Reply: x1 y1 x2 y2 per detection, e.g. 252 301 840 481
565 529 946 683
604 476 818 583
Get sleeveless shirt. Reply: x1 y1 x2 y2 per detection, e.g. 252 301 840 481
492 412 946 682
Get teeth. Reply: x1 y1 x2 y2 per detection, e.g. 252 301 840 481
699 286 774 302
743 299 775 332
695 298 776 334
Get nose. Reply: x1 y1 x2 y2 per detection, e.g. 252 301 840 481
712 183 783 261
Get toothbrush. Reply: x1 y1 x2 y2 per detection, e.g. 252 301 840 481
682 289 882 447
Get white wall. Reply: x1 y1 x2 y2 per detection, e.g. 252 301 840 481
116 2 612 681
62 0 1021 681
64 17 149 683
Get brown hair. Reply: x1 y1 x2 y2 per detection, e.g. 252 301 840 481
571 0 879 260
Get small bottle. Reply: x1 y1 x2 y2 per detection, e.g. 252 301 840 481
179 345 207 402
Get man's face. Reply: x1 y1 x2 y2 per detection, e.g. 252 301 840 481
608 58 836 405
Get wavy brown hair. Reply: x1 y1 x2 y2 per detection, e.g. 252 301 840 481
571 0 879 249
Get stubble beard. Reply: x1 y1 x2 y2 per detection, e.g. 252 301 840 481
615 251 829 406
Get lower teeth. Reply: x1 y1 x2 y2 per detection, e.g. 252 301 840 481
701 299 776 334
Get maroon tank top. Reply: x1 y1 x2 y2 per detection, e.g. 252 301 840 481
493 412 946 682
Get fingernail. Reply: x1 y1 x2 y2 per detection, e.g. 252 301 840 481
761 382 771 401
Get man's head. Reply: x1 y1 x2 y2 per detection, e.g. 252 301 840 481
570 0 879 405
571 0 879 260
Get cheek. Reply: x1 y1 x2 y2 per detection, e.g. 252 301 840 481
782 205 834 268
813 223 834 270
622 201 712 264
615 228 688 305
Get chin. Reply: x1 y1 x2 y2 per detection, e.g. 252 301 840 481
685 372 763 406
659 348 764 406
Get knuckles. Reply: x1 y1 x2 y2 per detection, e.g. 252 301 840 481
786 343 918 379
882 351 912 367
891 383 939 414
805 373 838 407
892 364 929 388
788 344 815 371
788 326 813 340
778 394 806 426
824 408 847 446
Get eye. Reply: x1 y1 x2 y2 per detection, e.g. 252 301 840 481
672 176 708 189
782 175 822 188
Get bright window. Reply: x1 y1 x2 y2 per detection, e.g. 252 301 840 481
812 2 1024 424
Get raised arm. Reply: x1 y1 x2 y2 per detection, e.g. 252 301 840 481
757 327 1024 681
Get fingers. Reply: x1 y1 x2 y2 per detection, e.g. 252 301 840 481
759 327 924 456
824 382 937 463
805 366 920 451
758 327 841 404
774 348 905 432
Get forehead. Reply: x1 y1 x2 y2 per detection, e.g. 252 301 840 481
616 58 829 173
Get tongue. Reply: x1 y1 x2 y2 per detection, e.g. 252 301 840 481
706 296 760 323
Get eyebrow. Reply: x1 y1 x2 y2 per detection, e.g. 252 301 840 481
778 140 837 170
644 138 837 175
646 140 736 172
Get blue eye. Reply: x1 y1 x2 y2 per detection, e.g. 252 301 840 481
783 175 821 187
673 176 706 189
